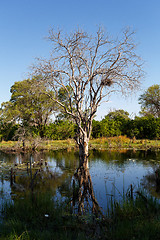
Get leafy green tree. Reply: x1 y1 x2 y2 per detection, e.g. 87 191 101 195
107 109 130 120
0 119 18 141
92 120 102 138
101 116 121 137
1 77 56 138
99 110 129 137
92 110 130 138
139 84 160 117
56 86 75 121
44 120 75 140
137 116 160 139
125 115 160 139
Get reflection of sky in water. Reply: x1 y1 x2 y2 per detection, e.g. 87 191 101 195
47 161 63 174
89 159 154 212
0 180 11 201
0 180 12 222
0 150 158 214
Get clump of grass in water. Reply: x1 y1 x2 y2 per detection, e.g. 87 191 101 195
6 231 30 240
104 190 160 240
0 192 89 240
1 190 160 240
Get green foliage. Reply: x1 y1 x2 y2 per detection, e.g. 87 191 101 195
91 120 102 138
92 110 160 140
125 116 160 139
44 120 75 140
92 110 129 138
1 77 55 138
139 84 160 117
0 193 89 240
2 102 160 142
56 86 76 121
1 190 160 240
107 191 160 240
107 109 130 120
0 121 19 141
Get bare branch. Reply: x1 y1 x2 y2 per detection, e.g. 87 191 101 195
31 26 144 158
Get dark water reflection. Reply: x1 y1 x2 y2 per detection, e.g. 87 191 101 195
0 149 160 213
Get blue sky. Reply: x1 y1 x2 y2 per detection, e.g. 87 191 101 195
0 0 160 119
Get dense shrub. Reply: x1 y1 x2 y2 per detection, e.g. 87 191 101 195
1 115 160 141
44 120 75 140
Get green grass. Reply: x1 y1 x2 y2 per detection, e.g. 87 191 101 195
0 192 86 240
1 137 160 153
107 194 160 240
0 139 76 152
1 191 160 240
89 136 160 151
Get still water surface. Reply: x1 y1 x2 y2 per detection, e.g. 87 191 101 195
0 149 160 212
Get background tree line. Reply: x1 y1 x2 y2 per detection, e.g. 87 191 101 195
1 109 160 141
0 78 160 141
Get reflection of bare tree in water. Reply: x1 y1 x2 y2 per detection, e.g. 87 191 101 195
9 152 103 216
73 160 103 217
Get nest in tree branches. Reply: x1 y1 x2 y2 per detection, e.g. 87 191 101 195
101 78 113 87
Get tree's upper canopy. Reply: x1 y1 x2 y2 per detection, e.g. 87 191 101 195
139 84 160 118
106 109 130 120
1 77 55 126
32 27 143 129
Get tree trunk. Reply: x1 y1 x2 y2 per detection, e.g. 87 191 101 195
79 132 89 168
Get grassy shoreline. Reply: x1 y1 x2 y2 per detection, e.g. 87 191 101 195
1 136 160 153
1 190 160 240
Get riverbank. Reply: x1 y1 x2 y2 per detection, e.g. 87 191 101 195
90 136 160 151
1 137 160 153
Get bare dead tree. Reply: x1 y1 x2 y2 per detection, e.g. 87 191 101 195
32 27 143 163
74 162 103 217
